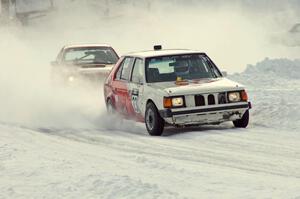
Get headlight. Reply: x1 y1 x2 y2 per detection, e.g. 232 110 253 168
172 97 184 107
228 92 241 102
68 76 75 82
164 96 185 108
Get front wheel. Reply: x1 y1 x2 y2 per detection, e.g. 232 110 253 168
233 110 249 128
145 102 165 136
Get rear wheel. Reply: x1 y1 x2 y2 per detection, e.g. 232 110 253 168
106 99 115 114
145 102 165 136
233 110 249 128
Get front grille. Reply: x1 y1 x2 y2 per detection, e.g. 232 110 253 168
195 95 205 106
218 93 227 104
194 92 229 106
208 94 215 105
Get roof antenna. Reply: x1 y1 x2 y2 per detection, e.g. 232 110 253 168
154 45 162 50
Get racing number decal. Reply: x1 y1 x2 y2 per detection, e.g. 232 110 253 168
131 88 140 113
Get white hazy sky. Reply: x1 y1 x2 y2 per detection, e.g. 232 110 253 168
3 0 300 73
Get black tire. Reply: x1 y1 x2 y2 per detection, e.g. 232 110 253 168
106 99 115 114
145 102 165 136
233 110 249 128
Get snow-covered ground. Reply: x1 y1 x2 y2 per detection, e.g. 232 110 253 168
1 1 300 198
1 58 300 199
1 122 300 199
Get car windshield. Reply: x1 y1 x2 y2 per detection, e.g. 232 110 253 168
63 47 118 64
145 54 222 83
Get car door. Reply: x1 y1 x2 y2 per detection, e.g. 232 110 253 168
127 58 145 121
111 57 135 116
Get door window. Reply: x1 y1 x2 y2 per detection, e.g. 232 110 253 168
131 58 144 84
120 57 135 81
115 57 134 80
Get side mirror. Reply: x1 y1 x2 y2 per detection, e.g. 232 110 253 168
51 61 58 66
222 71 228 77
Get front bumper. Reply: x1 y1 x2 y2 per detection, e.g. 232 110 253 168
159 102 251 126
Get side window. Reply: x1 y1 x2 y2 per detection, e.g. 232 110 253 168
115 57 134 81
120 57 134 81
115 60 123 80
131 58 144 83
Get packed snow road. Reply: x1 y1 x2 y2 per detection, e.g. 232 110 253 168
1 122 300 198
1 81 300 198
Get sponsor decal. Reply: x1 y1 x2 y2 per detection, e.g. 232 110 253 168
131 89 140 113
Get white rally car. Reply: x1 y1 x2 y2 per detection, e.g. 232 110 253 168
104 46 251 136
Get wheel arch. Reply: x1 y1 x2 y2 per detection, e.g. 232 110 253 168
146 99 158 109
106 96 116 109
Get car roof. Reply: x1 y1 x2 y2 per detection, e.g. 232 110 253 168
125 49 206 58
63 43 112 49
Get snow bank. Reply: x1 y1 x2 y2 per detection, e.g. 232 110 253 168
245 58 300 79
230 58 300 89
230 58 300 131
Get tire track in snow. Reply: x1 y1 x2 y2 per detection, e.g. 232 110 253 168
46 126 300 180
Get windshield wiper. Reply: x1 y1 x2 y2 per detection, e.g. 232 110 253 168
76 54 91 61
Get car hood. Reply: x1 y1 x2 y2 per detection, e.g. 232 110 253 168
60 64 114 75
78 64 114 74
148 78 245 95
